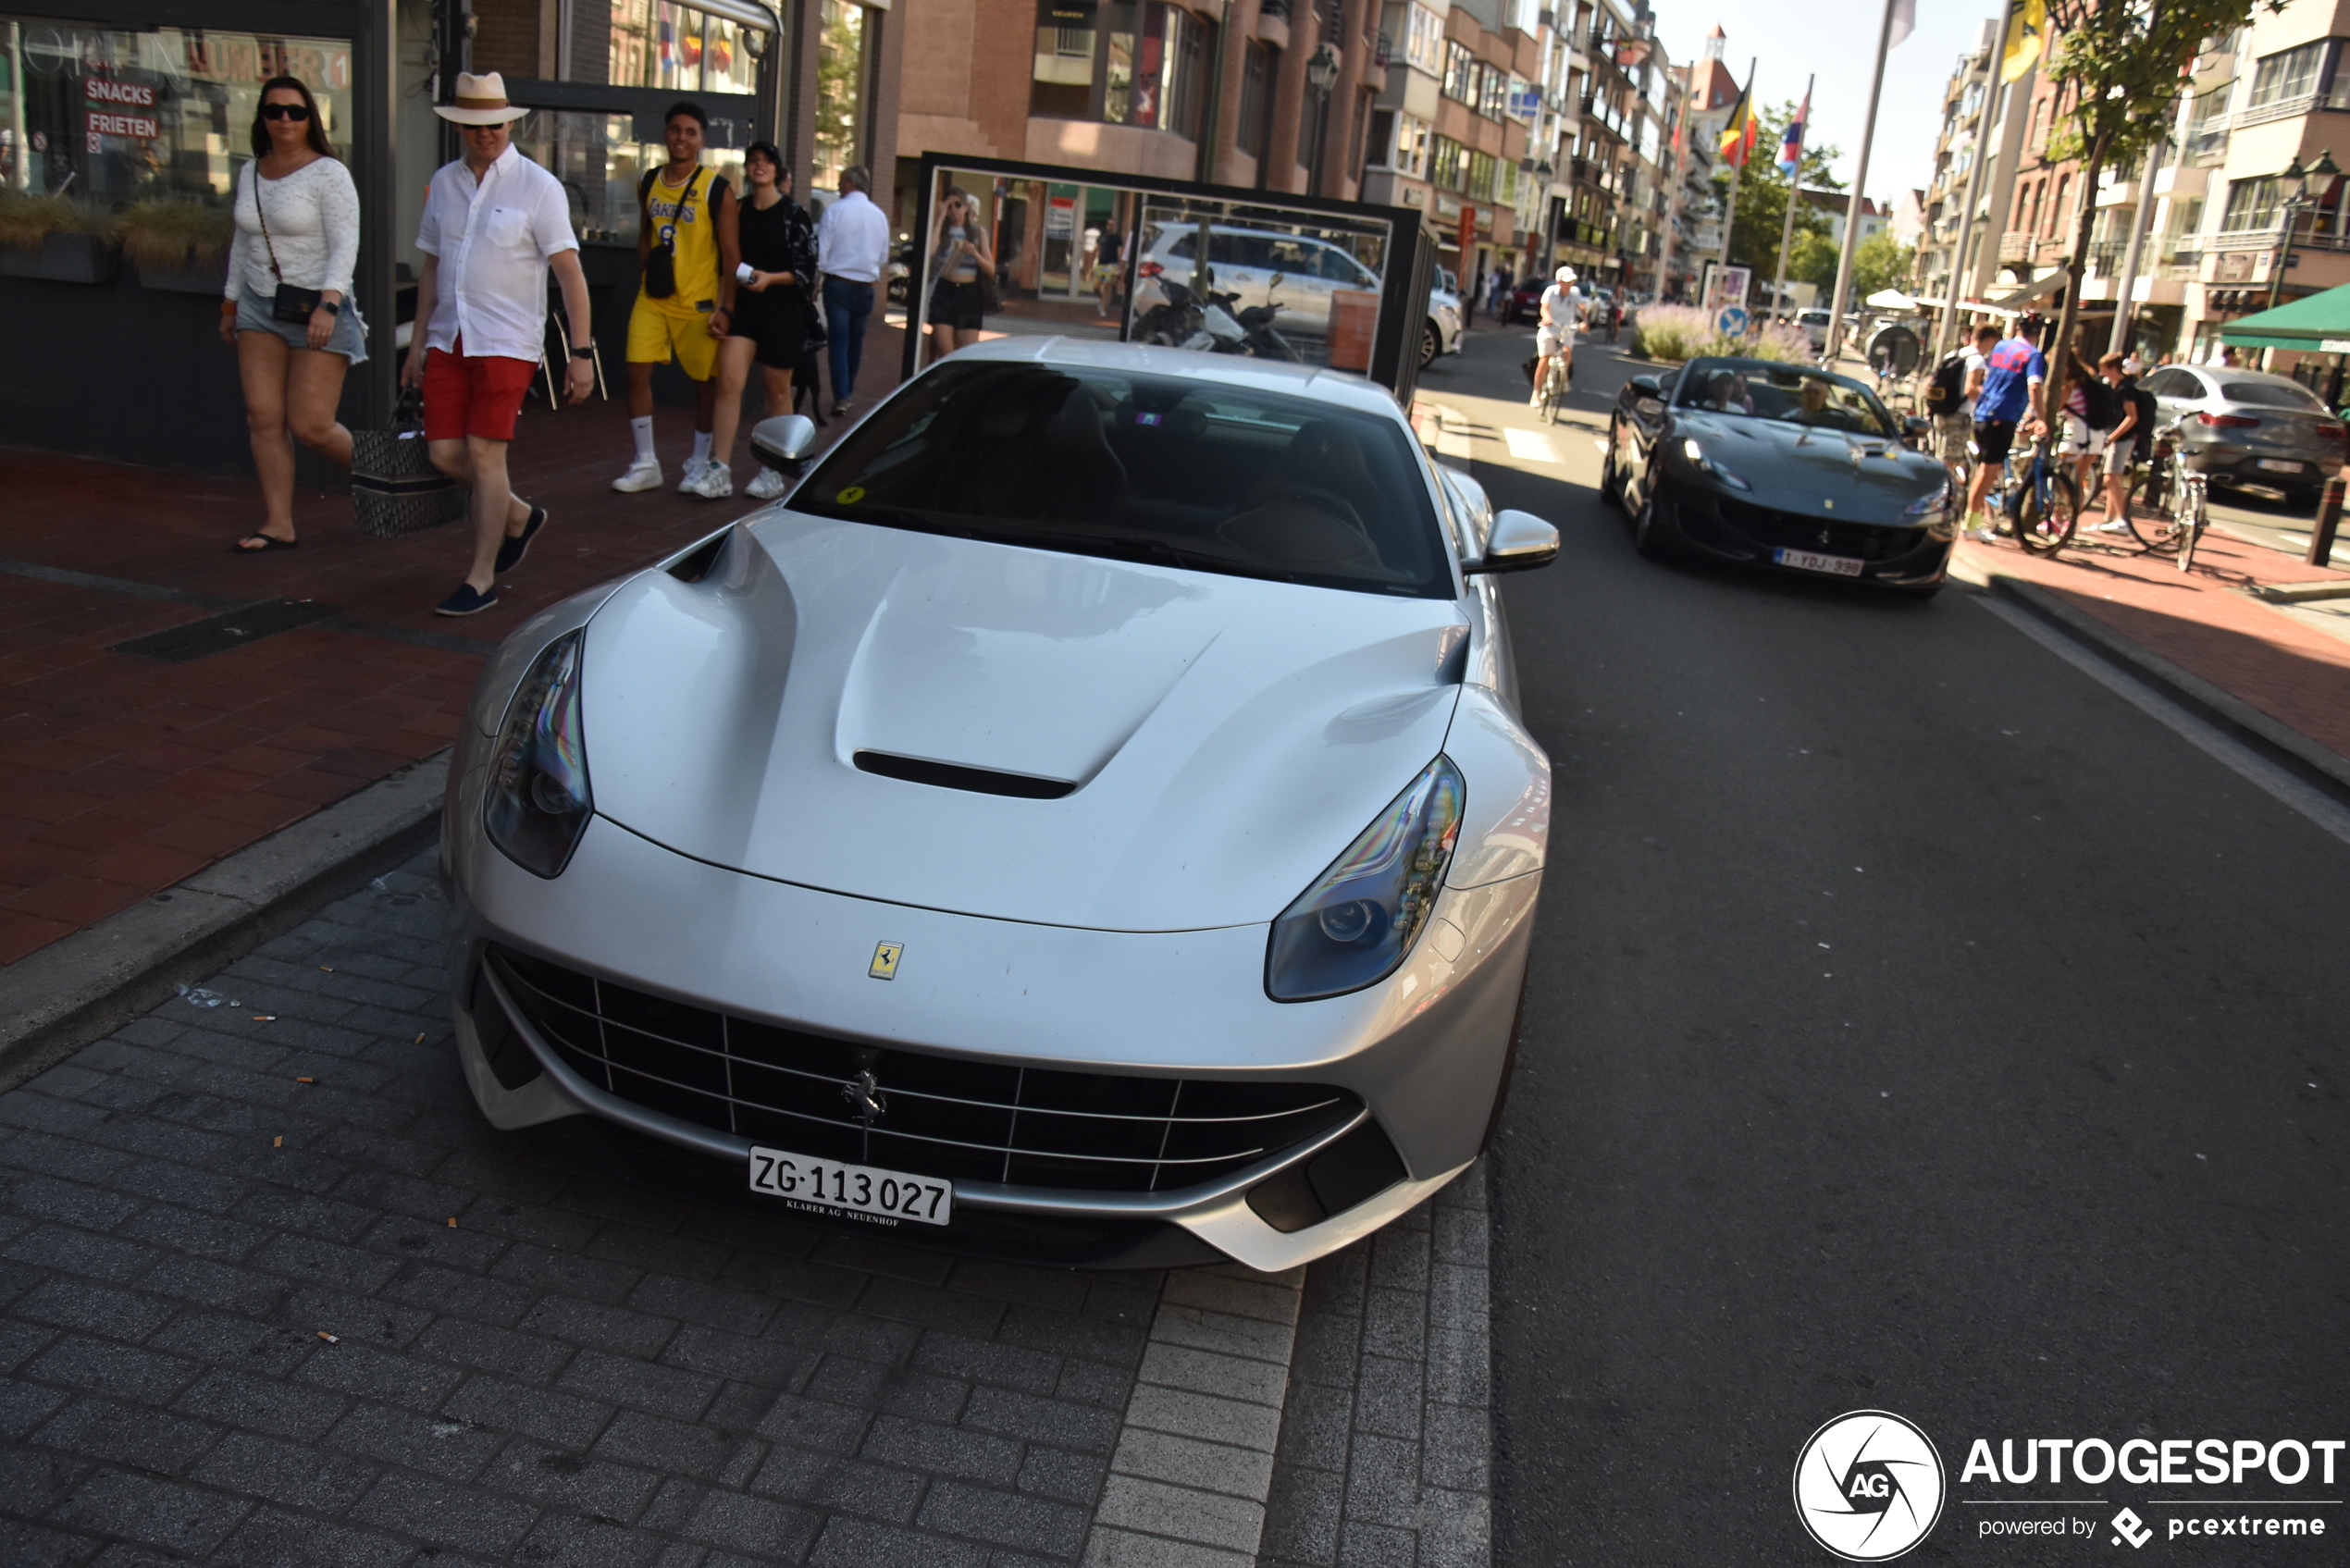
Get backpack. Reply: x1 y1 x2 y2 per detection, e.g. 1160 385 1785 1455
1924 351 1968 414
2079 375 2121 431
2127 382 2158 450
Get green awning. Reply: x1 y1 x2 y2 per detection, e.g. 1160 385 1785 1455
2220 280 2350 350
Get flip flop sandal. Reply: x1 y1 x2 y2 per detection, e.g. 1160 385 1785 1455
232 534 299 553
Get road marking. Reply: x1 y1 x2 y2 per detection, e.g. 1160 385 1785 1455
1502 427 1560 463
1978 594 2350 850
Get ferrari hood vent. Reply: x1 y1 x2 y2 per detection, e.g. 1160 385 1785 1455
852 750 1076 800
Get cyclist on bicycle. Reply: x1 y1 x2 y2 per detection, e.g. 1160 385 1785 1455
1963 315 2048 539
1530 265 1583 408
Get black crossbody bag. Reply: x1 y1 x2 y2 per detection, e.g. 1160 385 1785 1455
252 164 324 324
637 167 704 301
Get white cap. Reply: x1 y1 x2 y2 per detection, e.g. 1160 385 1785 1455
1555 265 1577 284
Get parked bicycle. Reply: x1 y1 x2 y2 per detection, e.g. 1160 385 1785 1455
2006 434 2081 555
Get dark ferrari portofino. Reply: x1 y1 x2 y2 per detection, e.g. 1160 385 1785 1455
1600 357 1957 597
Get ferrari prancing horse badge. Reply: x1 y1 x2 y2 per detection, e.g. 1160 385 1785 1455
869 942 903 981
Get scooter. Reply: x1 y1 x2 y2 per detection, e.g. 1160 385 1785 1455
1205 272 1303 362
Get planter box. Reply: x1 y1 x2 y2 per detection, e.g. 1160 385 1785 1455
136 256 229 294
0 231 121 285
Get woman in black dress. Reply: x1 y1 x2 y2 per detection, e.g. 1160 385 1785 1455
710 142 818 500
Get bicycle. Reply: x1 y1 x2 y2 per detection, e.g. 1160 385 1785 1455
2166 435 2209 572
2094 429 2187 557
2005 433 2081 555
1535 344 1569 425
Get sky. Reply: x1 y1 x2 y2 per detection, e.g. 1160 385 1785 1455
1658 0 2005 216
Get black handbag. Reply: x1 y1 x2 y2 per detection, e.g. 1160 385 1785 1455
637 167 702 301
251 164 324 323
352 388 469 537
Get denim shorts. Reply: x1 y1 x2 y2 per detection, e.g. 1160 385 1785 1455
234 285 369 364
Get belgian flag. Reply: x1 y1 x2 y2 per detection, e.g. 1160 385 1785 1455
1717 74 1757 168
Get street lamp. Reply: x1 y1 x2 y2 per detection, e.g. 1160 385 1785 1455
2267 148 2340 312
1305 43 1340 198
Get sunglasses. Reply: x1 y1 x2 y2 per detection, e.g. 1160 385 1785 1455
260 102 312 121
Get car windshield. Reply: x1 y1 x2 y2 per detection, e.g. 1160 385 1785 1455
2218 379 2329 411
792 360 1453 598
1676 360 1900 438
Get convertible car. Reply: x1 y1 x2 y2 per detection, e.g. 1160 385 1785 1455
1601 356 1956 596
440 339 1556 1270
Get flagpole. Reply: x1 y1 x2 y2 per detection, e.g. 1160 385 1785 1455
1769 74 1814 337
1824 0 1900 366
1714 58 1757 305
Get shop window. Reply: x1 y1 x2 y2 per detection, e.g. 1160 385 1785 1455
512 109 744 242
814 0 864 194
0 21 351 209
608 0 764 93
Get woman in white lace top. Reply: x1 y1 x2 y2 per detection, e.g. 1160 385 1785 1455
221 75 365 554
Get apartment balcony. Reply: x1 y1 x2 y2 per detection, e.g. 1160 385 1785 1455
1998 232 2034 262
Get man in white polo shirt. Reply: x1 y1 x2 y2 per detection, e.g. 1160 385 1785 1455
815 164 890 415
401 72 595 617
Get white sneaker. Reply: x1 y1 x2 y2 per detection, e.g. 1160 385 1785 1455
745 466 789 500
685 461 733 500
611 457 663 493
678 456 709 493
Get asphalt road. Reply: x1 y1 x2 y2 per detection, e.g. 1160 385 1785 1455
1414 329 2350 1563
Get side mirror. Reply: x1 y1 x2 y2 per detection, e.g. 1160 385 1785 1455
1626 375 1663 398
1464 509 1559 574
1902 414 1931 448
748 414 816 475
1269 271 1287 290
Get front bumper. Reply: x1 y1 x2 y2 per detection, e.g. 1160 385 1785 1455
444 804 1536 1272
1665 482 1953 588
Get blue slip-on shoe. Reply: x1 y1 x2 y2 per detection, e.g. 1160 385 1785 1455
494 505 547 575
435 583 499 617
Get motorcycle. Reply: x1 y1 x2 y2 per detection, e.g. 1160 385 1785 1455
1133 268 1303 362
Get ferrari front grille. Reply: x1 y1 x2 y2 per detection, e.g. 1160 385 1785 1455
486 947 1359 1193
1713 497 1926 562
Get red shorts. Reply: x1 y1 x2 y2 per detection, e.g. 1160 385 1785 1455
423 340 536 442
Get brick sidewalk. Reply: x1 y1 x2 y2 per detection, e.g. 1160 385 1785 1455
1956 520 2350 764
1 324 901 968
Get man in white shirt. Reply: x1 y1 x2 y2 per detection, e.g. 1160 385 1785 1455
815 165 891 415
1530 266 1582 406
401 72 595 617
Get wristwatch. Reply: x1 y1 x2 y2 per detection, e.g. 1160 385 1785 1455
568 343 596 358
320 300 342 315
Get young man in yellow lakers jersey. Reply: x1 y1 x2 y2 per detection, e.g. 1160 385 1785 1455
613 102 742 498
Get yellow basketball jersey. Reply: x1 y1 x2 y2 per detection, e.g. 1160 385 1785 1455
641 167 724 312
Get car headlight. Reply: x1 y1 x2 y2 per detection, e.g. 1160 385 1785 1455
485 631 591 878
1266 758 1465 1002
1682 437 1751 490
1902 478 1952 516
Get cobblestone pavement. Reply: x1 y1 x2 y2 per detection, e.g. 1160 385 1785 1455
1259 1173 1490 1568
0 853 1170 1567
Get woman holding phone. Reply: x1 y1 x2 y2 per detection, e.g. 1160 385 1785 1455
926 186 994 363
221 75 365 553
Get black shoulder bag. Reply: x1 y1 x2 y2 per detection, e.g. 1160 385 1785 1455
639 167 703 301
253 163 324 324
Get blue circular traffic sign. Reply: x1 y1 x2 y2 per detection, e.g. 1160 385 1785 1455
1716 305 1750 337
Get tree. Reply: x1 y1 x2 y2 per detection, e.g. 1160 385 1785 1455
1789 230 1841 290
2037 0 2284 420
1712 101 1843 277
1851 229 1914 301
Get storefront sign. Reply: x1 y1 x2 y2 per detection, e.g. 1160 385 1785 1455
86 109 159 141
1045 196 1076 236
85 78 155 107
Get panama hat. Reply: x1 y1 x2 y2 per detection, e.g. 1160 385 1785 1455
434 72 530 126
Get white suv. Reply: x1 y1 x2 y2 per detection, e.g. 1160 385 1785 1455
1133 224 1383 340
